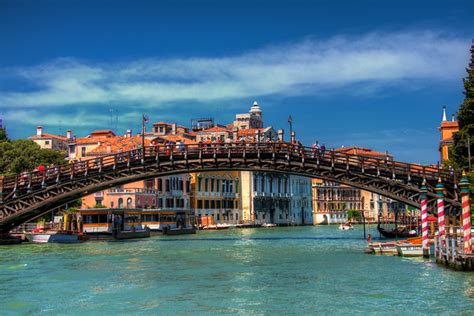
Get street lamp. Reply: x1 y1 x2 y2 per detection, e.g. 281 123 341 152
288 115 293 143
141 114 149 155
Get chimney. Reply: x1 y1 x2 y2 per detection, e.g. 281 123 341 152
451 114 455 122
125 129 132 138
278 129 284 142
442 106 447 121
233 126 238 140
172 123 177 135
36 126 43 137
66 129 72 139
291 131 296 144
73 135 77 142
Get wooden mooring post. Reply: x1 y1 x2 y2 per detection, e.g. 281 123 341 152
436 173 474 271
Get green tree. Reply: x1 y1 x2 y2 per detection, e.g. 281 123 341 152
0 128 8 142
0 139 65 176
453 41 474 170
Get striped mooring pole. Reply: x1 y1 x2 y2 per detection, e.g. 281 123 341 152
435 178 446 252
459 172 472 255
420 180 429 257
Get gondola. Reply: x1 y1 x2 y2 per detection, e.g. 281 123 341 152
377 223 418 239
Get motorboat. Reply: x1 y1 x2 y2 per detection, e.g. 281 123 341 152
203 223 231 230
261 223 277 228
162 226 196 235
379 241 399 256
396 244 424 257
25 230 89 244
365 242 382 254
338 223 353 231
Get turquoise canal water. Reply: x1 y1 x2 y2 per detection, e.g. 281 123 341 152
1 226 473 315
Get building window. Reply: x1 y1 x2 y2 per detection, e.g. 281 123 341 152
118 198 123 208
166 179 170 192
216 200 221 209
81 147 86 157
186 180 190 193
216 179 220 192
204 200 210 209
211 179 215 192
198 199 203 209
45 140 50 145
127 198 132 208
158 179 162 191
198 178 202 192
210 200 215 209
95 199 102 207
111 201 114 208
205 178 209 192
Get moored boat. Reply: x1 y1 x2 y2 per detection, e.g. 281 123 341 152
162 226 196 235
25 231 89 243
379 241 398 256
261 223 277 228
112 227 151 240
396 244 424 257
365 242 382 254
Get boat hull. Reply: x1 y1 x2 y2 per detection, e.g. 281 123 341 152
162 227 196 235
113 229 151 240
26 233 86 243
396 244 424 257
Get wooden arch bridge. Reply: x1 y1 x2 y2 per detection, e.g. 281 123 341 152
0 142 461 233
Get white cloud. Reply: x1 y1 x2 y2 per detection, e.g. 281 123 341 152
0 31 469 109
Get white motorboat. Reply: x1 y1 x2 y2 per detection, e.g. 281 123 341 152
25 231 88 243
339 223 353 231
396 244 424 257
379 242 398 256
261 223 277 227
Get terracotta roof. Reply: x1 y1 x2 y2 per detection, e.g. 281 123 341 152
75 137 107 145
335 146 390 158
91 129 116 135
89 136 151 154
153 122 171 126
30 133 67 141
199 126 230 133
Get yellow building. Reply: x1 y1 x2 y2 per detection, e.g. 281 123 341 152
29 126 69 152
190 171 242 224
439 106 459 163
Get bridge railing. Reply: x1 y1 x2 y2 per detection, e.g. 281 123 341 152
0 142 453 198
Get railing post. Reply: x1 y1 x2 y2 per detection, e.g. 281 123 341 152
459 172 472 255
420 180 429 258
436 178 446 254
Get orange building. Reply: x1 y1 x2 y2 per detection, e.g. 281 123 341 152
439 106 459 163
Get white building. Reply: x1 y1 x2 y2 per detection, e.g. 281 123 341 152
289 175 313 225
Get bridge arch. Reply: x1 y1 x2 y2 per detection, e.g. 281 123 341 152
0 143 460 233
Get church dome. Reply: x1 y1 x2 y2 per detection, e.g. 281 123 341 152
249 101 262 115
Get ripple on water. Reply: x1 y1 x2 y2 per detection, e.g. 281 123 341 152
0 226 473 314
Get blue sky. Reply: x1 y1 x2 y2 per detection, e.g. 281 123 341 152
0 0 473 164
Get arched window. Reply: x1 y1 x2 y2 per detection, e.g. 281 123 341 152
127 198 132 208
118 198 123 208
